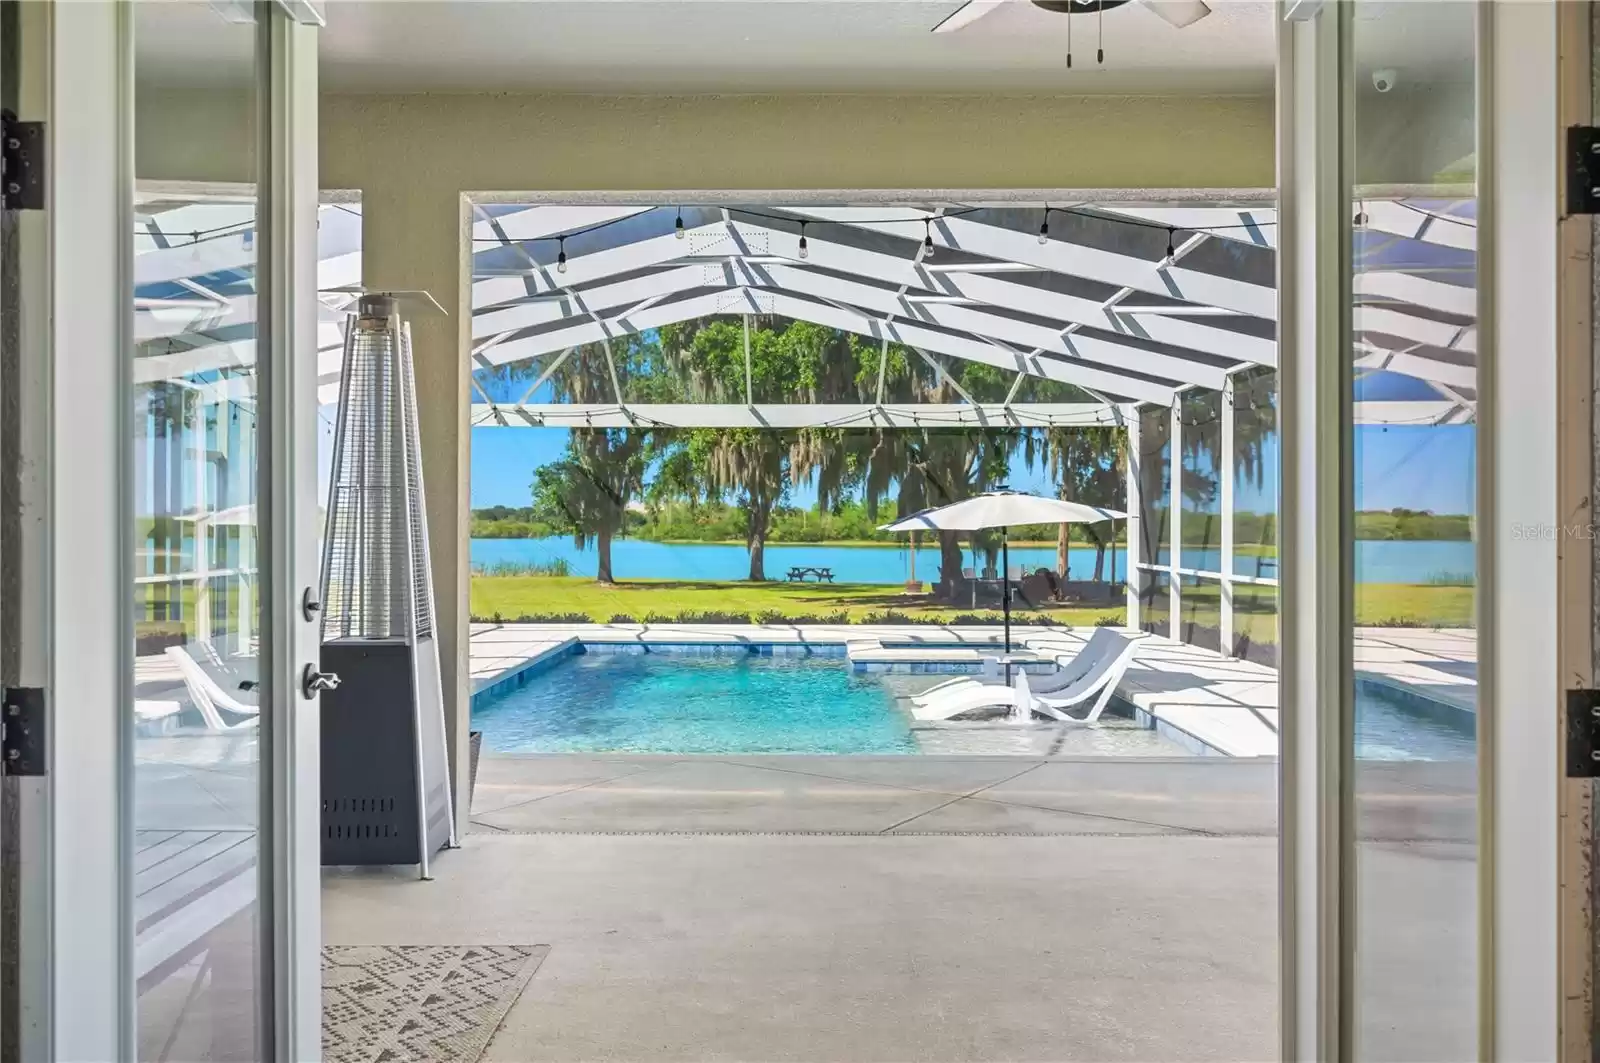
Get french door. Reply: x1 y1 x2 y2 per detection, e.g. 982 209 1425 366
1278 1 1565 1059
0 2 322 1059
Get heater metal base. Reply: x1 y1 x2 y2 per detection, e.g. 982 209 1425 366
321 638 435 867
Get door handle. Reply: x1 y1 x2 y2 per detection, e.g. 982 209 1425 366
302 664 341 700
302 587 323 623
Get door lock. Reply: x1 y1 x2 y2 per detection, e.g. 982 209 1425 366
302 664 341 700
302 587 323 623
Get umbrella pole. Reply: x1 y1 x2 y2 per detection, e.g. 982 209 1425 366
1002 528 1011 654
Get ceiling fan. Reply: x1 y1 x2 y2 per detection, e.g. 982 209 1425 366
933 0 1213 35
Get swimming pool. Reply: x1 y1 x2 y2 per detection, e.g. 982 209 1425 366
472 650 1477 759
473 653 918 754
1354 685 1475 762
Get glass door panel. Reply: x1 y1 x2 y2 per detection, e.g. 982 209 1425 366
132 4 262 1059
1346 2 1480 1058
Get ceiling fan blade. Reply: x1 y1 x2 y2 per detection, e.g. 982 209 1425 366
931 0 1010 33
1139 0 1212 27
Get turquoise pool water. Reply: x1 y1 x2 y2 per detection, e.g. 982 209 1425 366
473 653 1477 759
1354 687 1475 762
474 653 917 755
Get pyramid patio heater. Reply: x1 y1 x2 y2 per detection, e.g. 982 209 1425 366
319 292 456 878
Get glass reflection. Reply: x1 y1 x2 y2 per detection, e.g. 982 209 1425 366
1349 2 1479 1058
132 4 261 1059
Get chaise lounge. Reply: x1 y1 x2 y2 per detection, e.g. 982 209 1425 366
910 627 1140 723
163 645 260 732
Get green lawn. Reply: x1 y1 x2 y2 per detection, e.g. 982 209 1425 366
471 576 1123 626
469 574 1472 633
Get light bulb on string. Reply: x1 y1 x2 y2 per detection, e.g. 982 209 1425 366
923 217 936 260
1161 227 1175 268
1038 207 1050 245
557 236 567 274
675 209 685 239
798 221 809 260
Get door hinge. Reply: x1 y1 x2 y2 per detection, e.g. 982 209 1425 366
1567 688 1600 777
1569 126 1600 215
1 687 45 776
1 111 43 211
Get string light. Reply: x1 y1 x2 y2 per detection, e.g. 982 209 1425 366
1038 207 1050 245
1097 0 1104 65
1066 5 1073 68
466 204 1273 246
675 209 685 239
1354 201 1369 228
923 217 936 260
1162 227 1175 267
798 220 809 260
556 235 567 274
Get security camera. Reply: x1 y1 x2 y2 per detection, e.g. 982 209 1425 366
1372 69 1397 93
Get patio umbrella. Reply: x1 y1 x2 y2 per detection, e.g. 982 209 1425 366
880 491 1127 653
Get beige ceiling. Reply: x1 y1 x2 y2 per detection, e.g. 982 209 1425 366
316 0 1275 95
135 0 1474 97
137 0 1277 95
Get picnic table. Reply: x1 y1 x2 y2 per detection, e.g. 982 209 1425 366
785 566 835 583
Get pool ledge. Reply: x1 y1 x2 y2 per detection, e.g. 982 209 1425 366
469 635 581 709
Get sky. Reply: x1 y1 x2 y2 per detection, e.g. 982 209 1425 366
468 422 1476 517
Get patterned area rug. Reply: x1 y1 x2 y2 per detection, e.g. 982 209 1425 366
323 944 549 1063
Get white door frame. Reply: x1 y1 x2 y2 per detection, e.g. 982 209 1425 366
32 2 134 1058
1482 1 1560 1056
257 6 324 1058
1275 4 1348 1058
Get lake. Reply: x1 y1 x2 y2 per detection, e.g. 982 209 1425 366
470 537 1475 585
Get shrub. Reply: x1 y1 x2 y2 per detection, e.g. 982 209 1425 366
503 611 591 624
607 613 638 624
472 557 572 578
754 609 791 625
1094 615 1125 627
671 609 754 624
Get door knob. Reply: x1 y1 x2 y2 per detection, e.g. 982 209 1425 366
302 664 341 700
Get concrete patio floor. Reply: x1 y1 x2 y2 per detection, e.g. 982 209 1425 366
324 755 1282 1062
321 749 1482 1062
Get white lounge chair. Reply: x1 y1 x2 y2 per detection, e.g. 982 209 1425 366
911 629 1139 723
164 645 259 732
914 628 1123 705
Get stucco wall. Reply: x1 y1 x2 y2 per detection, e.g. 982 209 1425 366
318 92 1275 191
136 89 1278 190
